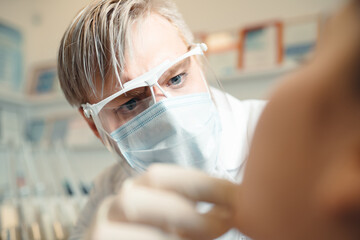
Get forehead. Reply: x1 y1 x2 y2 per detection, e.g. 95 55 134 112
125 13 189 79
90 14 189 103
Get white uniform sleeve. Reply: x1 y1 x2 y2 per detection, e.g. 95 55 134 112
242 99 267 145
220 92 266 174
225 94 266 143
231 97 267 182
223 97 266 240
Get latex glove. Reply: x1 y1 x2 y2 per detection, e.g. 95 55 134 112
87 164 238 240
86 196 187 240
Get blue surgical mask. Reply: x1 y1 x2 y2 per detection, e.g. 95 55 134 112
110 93 222 173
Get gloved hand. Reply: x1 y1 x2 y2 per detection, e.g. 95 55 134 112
86 164 238 240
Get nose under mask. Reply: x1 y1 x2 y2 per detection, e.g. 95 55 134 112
110 93 222 173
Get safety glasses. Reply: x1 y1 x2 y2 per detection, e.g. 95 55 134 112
81 43 209 133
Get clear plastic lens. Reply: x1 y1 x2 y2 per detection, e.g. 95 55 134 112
99 94 153 133
156 55 207 95
98 55 208 134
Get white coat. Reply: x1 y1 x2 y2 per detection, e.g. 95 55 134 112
69 92 266 240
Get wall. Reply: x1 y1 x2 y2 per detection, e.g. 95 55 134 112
172 0 345 99
174 0 344 32
0 0 89 87
0 0 345 82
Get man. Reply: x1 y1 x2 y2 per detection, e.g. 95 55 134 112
90 1 360 239
57 0 264 239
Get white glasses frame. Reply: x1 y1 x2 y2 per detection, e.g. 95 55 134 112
82 43 208 119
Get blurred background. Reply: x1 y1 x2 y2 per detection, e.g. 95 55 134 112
0 0 344 239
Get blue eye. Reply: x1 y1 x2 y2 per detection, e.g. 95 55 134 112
169 73 186 86
118 98 137 113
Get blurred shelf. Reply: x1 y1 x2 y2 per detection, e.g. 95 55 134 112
220 62 298 83
0 90 67 106
68 142 107 152
0 90 75 118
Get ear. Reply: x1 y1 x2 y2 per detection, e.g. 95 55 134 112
78 107 101 140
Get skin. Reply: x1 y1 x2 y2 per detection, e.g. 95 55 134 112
80 13 207 136
85 1 360 239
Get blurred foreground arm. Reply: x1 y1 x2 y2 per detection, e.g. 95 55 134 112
238 1 360 239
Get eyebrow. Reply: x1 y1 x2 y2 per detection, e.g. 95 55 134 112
160 57 191 81
106 87 147 108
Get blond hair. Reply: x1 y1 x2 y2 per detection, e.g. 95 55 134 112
58 0 193 107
